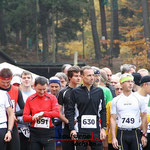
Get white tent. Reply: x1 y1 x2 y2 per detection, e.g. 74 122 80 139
0 62 39 79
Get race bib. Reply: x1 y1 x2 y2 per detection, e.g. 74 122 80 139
147 123 150 133
11 100 15 112
20 127 30 138
119 114 137 128
81 115 97 129
34 117 50 128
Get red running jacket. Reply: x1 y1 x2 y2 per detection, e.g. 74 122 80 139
23 92 60 128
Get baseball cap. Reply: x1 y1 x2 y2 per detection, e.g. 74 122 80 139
140 75 150 85
91 66 100 75
132 73 142 86
11 76 21 85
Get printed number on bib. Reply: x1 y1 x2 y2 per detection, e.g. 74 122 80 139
122 118 135 124
34 117 50 128
81 115 97 128
20 127 30 138
147 123 150 133
120 114 137 128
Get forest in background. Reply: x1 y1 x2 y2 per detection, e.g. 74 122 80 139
0 0 150 71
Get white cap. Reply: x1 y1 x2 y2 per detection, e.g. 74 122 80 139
11 76 21 85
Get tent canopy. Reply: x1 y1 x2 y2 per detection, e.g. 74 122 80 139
0 62 39 79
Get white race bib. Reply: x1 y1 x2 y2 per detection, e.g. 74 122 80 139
81 115 97 129
34 117 50 128
147 123 150 133
119 114 138 128
11 100 15 112
20 127 30 138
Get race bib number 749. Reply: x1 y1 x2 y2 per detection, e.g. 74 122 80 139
119 114 137 128
122 117 135 124
81 115 97 129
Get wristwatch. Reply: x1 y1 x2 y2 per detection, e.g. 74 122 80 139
142 133 147 138
7 129 13 133
102 127 107 130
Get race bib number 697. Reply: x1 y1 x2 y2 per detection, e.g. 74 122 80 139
81 115 97 129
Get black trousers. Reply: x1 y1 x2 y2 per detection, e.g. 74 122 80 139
6 123 20 150
19 132 30 150
0 128 7 150
30 127 56 150
117 128 142 150
108 143 116 150
62 125 75 150
75 132 103 150
30 136 56 150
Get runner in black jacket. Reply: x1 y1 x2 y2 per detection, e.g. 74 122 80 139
68 66 106 150
58 66 81 150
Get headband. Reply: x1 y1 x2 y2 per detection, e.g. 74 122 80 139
120 76 133 83
49 80 61 86
0 76 12 80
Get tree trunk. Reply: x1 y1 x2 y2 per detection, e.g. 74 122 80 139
28 0 38 52
15 30 20 45
20 21 27 48
55 12 58 62
39 0 49 62
110 0 119 58
99 0 107 52
89 0 101 61
141 0 150 60
0 2 7 46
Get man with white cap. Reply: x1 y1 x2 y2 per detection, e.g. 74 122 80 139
111 73 147 150
11 75 21 87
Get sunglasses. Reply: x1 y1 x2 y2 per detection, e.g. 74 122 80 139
115 88 122 91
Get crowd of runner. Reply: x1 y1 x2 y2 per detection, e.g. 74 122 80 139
0 63 150 150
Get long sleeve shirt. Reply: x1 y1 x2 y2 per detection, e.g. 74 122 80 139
68 85 106 134
23 92 60 128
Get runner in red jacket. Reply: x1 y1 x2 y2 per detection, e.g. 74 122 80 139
23 76 60 150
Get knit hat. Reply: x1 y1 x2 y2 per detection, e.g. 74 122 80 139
49 76 61 86
132 73 142 86
140 75 150 85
